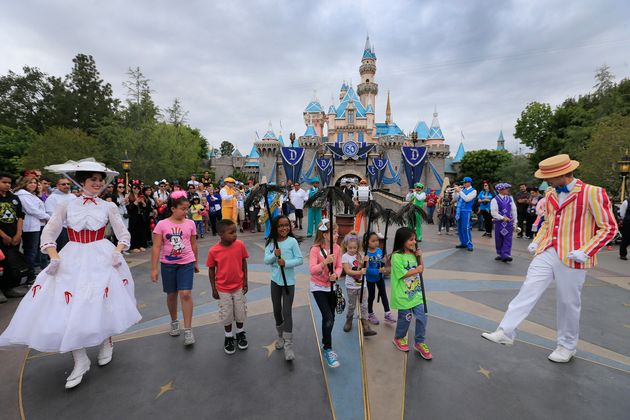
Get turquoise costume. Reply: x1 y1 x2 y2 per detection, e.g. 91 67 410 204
306 178 322 237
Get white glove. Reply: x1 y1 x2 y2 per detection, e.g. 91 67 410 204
527 242 538 255
112 251 124 268
45 258 61 275
567 250 588 263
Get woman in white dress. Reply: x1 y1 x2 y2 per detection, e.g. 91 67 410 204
0 159 142 389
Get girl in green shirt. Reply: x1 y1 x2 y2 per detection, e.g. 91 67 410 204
390 227 433 360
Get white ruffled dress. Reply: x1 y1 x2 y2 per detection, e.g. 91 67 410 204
0 197 142 353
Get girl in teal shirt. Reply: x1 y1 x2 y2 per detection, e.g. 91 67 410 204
264 215 304 361
390 227 433 360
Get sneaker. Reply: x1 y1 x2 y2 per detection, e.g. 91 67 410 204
384 312 396 324
481 329 514 345
169 320 180 337
414 342 433 360
236 331 248 350
184 329 195 346
224 336 236 354
4 286 27 298
495 256 502 261
323 348 340 368
367 312 380 325
437 231 442 235
548 346 576 363
620 256 628 260
393 336 409 352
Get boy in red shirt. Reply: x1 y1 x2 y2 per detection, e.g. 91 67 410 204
207 219 249 354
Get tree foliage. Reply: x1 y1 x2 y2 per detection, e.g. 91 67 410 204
577 115 630 200
458 149 512 188
220 140 235 157
495 154 537 188
1 54 208 180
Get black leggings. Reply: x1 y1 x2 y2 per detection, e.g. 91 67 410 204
480 210 493 234
367 278 390 313
312 290 336 349
270 282 295 332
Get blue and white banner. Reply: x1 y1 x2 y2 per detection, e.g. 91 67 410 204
280 147 305 183
316 157 333 186
373 158 388 187
325 143 375 160
367 165 377 188
401 146 427 187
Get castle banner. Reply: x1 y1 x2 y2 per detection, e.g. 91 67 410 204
373 158 388 187
401 146 427 187
280 147 305 183
367 165 377 188
316 158 333 186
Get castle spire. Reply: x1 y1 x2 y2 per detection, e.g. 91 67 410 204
385 90 392 125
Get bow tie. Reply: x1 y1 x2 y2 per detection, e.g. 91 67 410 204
555 186 570 194
82 196 97 205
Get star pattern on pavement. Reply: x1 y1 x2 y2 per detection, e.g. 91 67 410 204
155 380 175 400
477 366 491 379
262 341 277 358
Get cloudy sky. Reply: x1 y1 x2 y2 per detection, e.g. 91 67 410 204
2 0 630 155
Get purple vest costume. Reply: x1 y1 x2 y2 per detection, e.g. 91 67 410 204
493 195 514 258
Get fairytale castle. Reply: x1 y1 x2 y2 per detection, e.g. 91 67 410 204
216 36 457 196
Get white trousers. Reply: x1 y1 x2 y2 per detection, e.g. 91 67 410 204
498 248 586 350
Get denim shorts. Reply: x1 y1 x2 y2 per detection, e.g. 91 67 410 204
161 262 195 293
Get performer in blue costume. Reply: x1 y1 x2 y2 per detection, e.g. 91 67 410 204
455 177 477 251
306 177 322 237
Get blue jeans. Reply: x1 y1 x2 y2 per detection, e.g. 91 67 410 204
194 220 204 237
161 262 195 293
21 230 41 279
395 304 428 344
427 206 435 223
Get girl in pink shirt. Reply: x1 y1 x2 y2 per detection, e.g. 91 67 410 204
309 219 342 368
151 191 199 346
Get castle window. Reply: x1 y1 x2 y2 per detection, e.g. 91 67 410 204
348 110 355 124
366 79 369 82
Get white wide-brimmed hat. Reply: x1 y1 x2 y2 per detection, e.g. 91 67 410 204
45 158 119 177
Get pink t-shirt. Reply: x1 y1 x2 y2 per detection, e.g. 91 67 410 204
153 218 197 264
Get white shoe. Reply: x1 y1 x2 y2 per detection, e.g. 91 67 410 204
66 349 91 389
548 346 576 363
481 329 514 345
437 231 442 235
97 337 114 366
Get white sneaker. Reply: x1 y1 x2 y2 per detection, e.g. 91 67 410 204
169 320 180 336
66 349 91 389
97 337 114 366
437 231 442 235
548 346 576 363
481 329 514 345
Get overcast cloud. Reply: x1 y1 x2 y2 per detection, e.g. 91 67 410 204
2 0 630 155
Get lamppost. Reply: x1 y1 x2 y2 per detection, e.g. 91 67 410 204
121 152 132 194
411 131 418 147
618 150 630 202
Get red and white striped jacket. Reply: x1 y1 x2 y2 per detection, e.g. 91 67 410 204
533 180 617 269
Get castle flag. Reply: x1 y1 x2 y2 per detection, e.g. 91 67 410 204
316 157 333 186
401 146 427 187
280 147 305 183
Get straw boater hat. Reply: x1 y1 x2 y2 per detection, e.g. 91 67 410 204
534 154 579 179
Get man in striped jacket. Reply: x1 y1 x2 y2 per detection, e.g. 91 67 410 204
482 154 617 363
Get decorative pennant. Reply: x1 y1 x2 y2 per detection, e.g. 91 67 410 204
401 146 427 187
316 157 333 186
367 165 377 188
373 157 388 187
280 147 305 183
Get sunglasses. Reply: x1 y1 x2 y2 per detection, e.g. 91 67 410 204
117 186 125 189
59 183 71 186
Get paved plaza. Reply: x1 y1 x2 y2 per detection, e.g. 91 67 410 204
1 225 629 420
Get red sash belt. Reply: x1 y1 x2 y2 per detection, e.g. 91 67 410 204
68 227 106 243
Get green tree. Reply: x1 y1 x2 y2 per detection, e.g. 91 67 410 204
458 149 512 188
0 66 52 132
577 114 630 198
164 98 188 127
593 64 615 96
220 140 235 157
121 67 159 128
514 101 556 165
65 54 118 134
0 125 37 175
495 154 537 188
21 127 105 172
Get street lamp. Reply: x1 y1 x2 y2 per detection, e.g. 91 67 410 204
411 131 418 147
121 152 132 194
618 150 630 202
